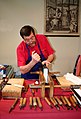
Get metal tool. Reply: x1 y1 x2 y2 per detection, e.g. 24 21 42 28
9 98 18 113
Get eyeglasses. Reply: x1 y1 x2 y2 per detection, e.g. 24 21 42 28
24 35 35 44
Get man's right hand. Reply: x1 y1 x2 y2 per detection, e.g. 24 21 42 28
32 51 41 63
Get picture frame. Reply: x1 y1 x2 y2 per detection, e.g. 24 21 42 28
44 0 80 36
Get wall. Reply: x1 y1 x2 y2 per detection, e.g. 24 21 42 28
0 0 81 75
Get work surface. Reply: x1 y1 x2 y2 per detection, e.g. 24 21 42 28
0 79 81 119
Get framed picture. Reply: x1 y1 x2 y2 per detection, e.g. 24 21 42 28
44 0 79 36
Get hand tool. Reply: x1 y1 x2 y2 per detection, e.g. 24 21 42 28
19 97 27 109
19 97 23 109
72 94 81 108
52 97 60 110
29 97 33 109
69 96 77 110
64 96 73 110
45 97 53 108
7 83 24 88
54 96 65 109
50 97 60 110
31 89 35 96
22 98 27 108
60 96 67 109
9 98 18 113
71 95 78 105
33 97 37 109
36 97 43 110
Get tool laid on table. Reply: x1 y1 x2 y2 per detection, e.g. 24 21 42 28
19 97 27 109
69 96 77 110
29 96 33 109
33 97 37 109
9 98 18 113
64 96 73 110
6 83 24 88
54 96 65 109
36 97 43 110
60 96 68 109
50 97 60 110
44 97 53 108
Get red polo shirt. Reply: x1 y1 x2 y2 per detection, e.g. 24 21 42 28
16 34 55 66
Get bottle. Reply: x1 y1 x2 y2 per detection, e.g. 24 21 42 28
43 64 49 84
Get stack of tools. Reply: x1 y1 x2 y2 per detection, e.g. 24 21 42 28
0 65 14 91
0 65 14 79
44 94 81 110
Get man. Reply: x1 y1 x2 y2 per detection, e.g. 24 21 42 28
16 25 55 79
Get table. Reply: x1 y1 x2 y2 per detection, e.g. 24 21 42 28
0 80 81 119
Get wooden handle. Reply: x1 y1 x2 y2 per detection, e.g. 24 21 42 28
12 98 18 108
60 96 67 105
64 96 71 107
45 97 51 105
19 98 23 108
23 98 26 107
52 97 58 105
50 98 56 106
72 95 78 104
45 97 53 108
69 96 76 107
36 97 42 108
55 96 63 105
33 97 37 107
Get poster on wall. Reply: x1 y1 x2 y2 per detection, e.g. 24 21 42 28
44 0 79 36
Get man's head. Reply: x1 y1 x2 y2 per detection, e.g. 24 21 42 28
20 25 35 39
20 25 36 47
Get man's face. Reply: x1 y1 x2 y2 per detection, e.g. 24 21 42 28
23 32 36 47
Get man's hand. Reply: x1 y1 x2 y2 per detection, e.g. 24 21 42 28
42 60 51 68
32 51 41 63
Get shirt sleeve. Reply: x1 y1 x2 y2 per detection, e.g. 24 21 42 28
16 43 27 66
39 35 55 57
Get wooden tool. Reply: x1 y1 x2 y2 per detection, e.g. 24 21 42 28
19 97 23 109
33 97 37 109
60 96 67 109
54 96 63 106
22 98 27 108
9 98 18 113
45 97 53 108
64 96 73 110
71 95 78 105
50 97 60 110
19 97 26 109
29 97 33 109
69 96 77 109
36 97 43 110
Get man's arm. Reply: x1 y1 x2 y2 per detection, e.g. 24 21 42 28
19 51 41 74
42 54 54 68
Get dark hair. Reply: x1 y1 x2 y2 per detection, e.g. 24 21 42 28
20 25 35 39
